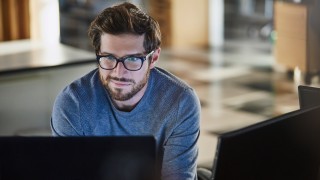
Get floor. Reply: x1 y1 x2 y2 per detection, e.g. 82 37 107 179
158 38 307 168
0 37 316 170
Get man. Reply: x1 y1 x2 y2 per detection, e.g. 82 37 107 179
51 2 200 180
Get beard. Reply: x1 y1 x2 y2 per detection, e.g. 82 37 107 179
100 69 150 101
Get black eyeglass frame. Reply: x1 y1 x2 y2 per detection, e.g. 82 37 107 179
96 50 155 71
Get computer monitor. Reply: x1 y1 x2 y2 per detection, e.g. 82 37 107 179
0 136 157 180
211 105 320 180
298 85 320 109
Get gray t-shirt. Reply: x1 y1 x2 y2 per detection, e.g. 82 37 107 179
51 67 201 180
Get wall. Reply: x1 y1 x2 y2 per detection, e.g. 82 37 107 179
171 0 209 49
0 0 30 41
149 0 209 49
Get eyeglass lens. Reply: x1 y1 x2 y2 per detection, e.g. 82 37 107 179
99 56 143 70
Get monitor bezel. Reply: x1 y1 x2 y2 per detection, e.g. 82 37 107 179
211 105 320 180
298 85 320 109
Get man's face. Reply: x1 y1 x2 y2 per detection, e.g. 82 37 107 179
98 33 156 101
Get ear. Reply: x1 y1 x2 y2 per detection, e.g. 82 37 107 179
149 48 161 69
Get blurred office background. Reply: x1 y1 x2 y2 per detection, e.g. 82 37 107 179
1 0 320 168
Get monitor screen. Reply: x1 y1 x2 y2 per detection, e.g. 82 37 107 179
298 85 320 109
0 136 157 180
211 105 320 180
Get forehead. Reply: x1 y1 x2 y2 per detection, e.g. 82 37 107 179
100 33 145 55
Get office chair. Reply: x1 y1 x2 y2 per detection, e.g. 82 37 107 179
197 167 212 180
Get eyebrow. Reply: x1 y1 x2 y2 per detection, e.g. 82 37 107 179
99 51 145 57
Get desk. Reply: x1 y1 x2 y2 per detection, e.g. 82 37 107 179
0 40 96 135
0 40 95 75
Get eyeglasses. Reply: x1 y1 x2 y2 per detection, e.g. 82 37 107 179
96 50 154 71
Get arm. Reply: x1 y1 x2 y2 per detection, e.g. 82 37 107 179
161 88 201 180
51 86 83 136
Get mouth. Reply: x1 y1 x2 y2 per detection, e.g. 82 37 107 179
109 78 133 88
110 79 132 88
103 76 135 89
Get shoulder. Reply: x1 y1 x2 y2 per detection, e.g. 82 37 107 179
68 68 99 91
52 68 104 136
149 67 200 117
59 69 99 96
54 68 103 109
151 67 192 92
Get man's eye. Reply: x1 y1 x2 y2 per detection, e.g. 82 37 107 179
105 55 117 61
126 57 140 62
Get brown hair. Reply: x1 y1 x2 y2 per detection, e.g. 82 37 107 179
88 2 161 54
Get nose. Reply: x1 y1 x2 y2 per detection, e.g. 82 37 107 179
112 61 127 75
